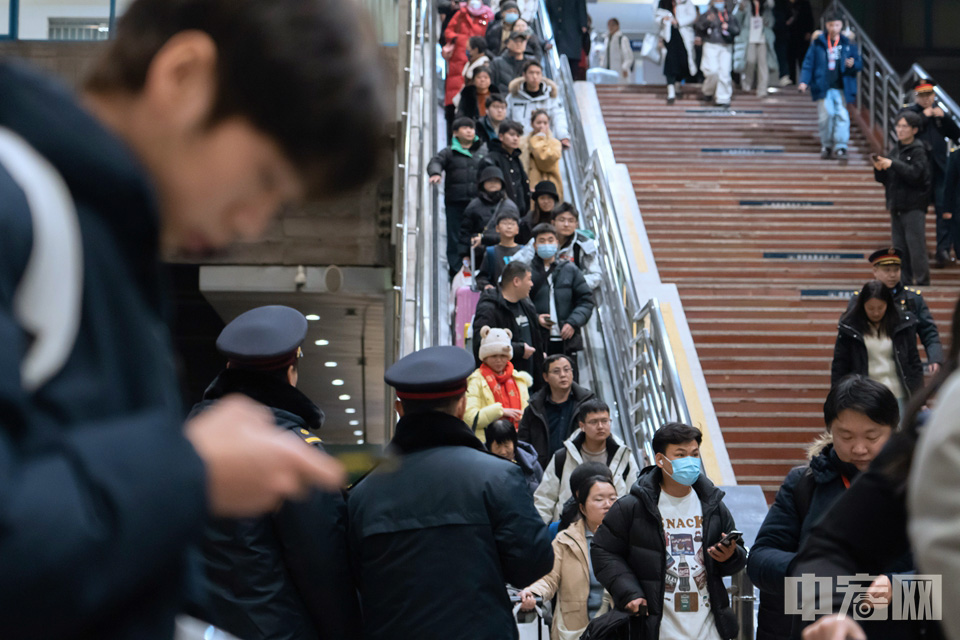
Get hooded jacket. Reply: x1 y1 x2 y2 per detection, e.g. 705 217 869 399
830 312 924 397
479 137 531 215
464 365 534 441
472 287 546 384
515 440 545 494
747 437 861 640
427 136 482 204
874 138 932 213
533 429 636 523
519 382 596 469
193 369 360 640
799 32 862 103
507 77 571 142
590 467 747 640
460 166 520 256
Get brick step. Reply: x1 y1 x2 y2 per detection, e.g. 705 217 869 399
708 387 832 400
705 375 830 388
726 442 814 459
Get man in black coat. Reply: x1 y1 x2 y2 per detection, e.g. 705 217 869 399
546 0 589 79
518 353 596 469
480 119 531 215
347 346 554 640
592 423 746 640
905 82 960 268
472 260 545 384
491 31 535 94
194 306 360 640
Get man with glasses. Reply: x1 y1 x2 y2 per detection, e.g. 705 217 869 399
533 399 636 523
519 354 596 469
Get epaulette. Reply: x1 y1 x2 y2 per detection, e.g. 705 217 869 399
296 427 323 446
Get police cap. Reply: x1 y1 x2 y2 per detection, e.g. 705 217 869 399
385 346 476 400
868 247 903 267
217 305 307 369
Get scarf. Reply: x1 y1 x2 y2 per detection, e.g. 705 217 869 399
480 362 522 426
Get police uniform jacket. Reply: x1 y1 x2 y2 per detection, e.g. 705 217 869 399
192 368 360 640
846 285 943 364
347 411 554 640
830 313 924 396
0 64 208 639
590 467 747 640
905 103 960 178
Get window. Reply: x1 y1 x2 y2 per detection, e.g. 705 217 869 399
48 17 109 40
1 1 10 38
17 0 111 40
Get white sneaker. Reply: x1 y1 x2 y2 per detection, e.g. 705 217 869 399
778 76 792 87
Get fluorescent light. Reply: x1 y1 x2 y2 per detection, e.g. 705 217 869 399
305 314 320 321
345 408 357 414
356 439 365 445
331 379 344 386
339 394 351 401
324 361 337 368
353 430 363 436
314 339 329 346
349 420 360 426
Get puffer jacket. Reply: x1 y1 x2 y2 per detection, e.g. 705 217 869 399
830 313 924 397
529 256 595 353
525 519 614 640
518 382 596 469
479 138 531 214
534 430 636 523
517 231 602 291
591 467 747 640
491 52 533 94
799 31 861 103
427 136 482 203
507 77 571 141
444 4 495 104
874 138 932 213
464 365 533 441
747 436 860 640
520 131 564 201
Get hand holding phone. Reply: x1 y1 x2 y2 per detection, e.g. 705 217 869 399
719 530 743 547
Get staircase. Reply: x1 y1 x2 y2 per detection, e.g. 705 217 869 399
597 85 958 501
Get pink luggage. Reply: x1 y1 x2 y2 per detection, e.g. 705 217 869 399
454 251 481 348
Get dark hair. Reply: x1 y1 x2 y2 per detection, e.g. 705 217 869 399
468 35 488 53
896 109 923 131
608 17 621 26
542 353 574 374
530 108 550 126
521 59 543 74
531 222 559 241
500 259 531 286
485 419 519 447
400 394 464 416
842 280 898 337
823 10 844 23
558 463 614 530
824 374 900 431
498 120 524 136
473 66 493 82
452 116 476 132
576 475 616 511
486 93 507 108
578 398 610 424
495 210 521 225
657 0 673 12
652 422 702 455
85 0 386 198
551 202 579 221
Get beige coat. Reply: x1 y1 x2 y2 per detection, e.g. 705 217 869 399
520 131 564 201
464 366 532 442
526 519 613 640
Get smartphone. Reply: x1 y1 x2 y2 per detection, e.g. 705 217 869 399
718 530 743 547
870 153 880 162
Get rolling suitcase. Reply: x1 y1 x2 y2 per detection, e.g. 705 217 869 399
514 603 548 640
453 251 481 349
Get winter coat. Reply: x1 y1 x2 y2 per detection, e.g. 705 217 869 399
427 136 482 203
591 467 747 640
472 288 546 383
655 1 699 77
694 4 742 46
906 103 960 179
491 52 534 94
444 4 495 105
463 53 492 82
534 430 636 523
518 382 596 469
479 138 531 214
454 84 493 120
0 62 207 639
732 0 778 76
602 30 635 78
516 440 546 494
347 411 554 640
520 131 564 201
193 369 360 640
529 257 596 353
874 138 932 213
799 32 862 103
747 437 859 640
525 519 614 640
460 183 520 256
546 0 589 62
507 77 571 141
517 231 602 291
830 314 924 397
476 114 503 146
486 20 547 59
464 365 533 440
845 283 943 364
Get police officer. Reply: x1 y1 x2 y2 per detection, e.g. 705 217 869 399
194 306 360 640
348 346 554 639
848 248 943 372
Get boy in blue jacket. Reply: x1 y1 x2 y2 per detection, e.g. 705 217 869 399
798 11 862 165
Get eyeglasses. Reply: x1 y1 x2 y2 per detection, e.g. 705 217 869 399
584 419 611 427
549 367 573 375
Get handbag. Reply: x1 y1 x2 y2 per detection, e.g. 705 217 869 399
640 33 661 64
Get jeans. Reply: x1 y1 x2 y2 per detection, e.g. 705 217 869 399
891 209 930 286
816 88 850 151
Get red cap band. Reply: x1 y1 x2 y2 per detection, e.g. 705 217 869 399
915 83 935 93
396 385 468 400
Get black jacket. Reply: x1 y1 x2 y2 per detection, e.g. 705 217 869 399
0 63 207 639
193 369 360 640
591 467 747 640
830 314 924 396
845 284 943 364
515 440 545 495
747 442 859 640
491 52 534 94
485 21 546 59
455 85 490 121
427 138 482 204
476 114 502 146
946 148 960 215
347 412 554 640
546 0 589 62
480 138 531 214
905 103 960 177
472 287 545 385
460 188 520 256
874 138 931 213
530 257 595 353
518 382 596 469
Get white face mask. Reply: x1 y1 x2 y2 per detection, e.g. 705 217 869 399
468 0 482 9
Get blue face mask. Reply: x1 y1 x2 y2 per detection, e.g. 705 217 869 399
662 455 701 486
713 1 726 10
504 12 520 24
536 244 558 260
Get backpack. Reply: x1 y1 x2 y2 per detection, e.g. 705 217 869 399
790 465 817 522
553 444 632 483
0 126 83 392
